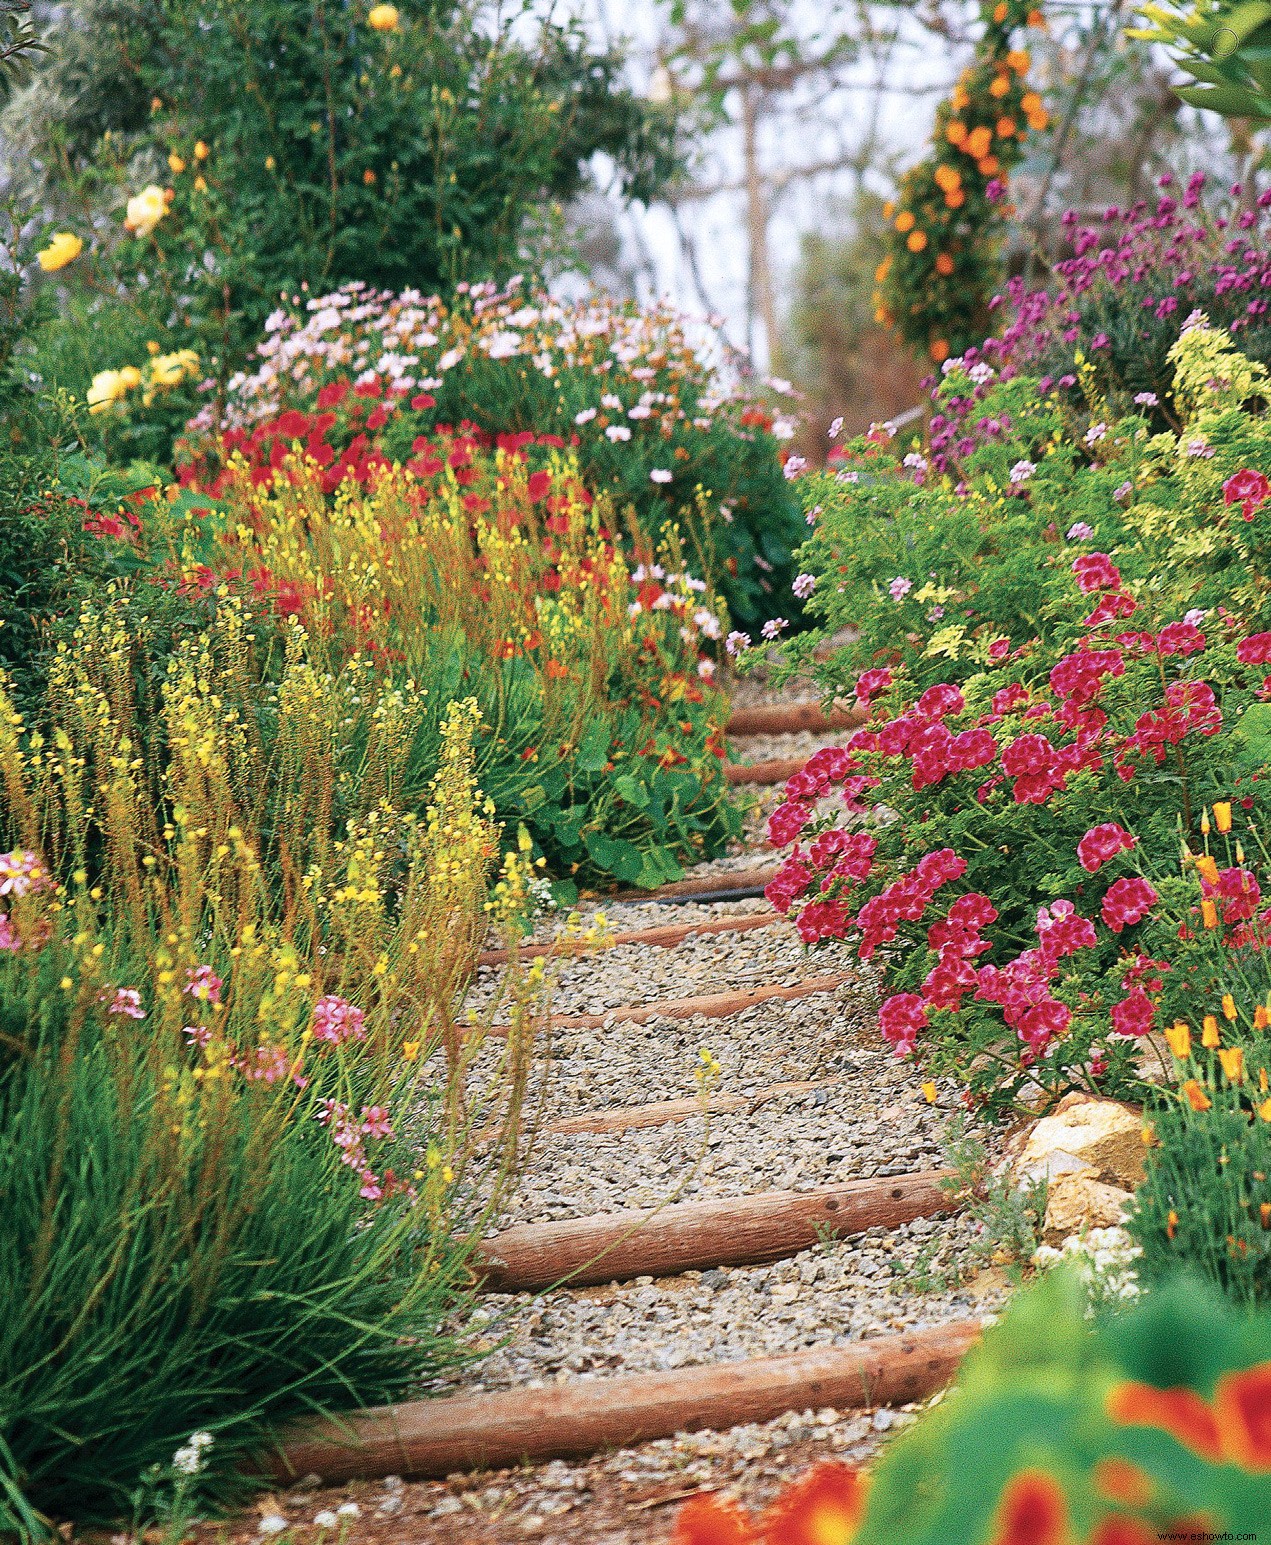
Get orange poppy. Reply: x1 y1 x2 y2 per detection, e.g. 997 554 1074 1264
672 1495 757 1545
1213 1359 1271 1470
1106 1381 1224 1463
758 1462 867 1544
987 1469 1069 1544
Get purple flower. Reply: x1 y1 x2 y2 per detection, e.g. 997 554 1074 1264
792 572 817 600
1133 391 1158 407
889 576 913 601
1066 522 1095 541
725 630 751 656
761 617 789 640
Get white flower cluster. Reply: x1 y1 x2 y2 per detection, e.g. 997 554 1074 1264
171 1429 214 1475
1033 1226 1142 1307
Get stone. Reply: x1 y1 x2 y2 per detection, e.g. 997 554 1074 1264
1041 1166 1133 1245
1012 1094 1146 1191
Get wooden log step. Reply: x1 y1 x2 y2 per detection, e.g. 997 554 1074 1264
724 756 807 787
268 1321 981 1485
726 701 865 738
608 865 781 904
541 970 854 1033
475 1170 955 1293
477 910 780 968
544 1078 834 1136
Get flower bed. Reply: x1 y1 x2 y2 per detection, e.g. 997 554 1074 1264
169 424 740 893
183 279 805 633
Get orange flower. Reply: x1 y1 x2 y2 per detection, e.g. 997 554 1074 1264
987 1469 1069 1545
966 125 993 159
1167 1208 1179 1239
996 117 1017 137
673 1495 757 1545
758 1462 867 1545
945 189 967 208
947 120 968 146
1260 1201 1271 1229
1164 1021 1191 1058
1106 1381 1223 1462
1027 108 1050 131
934 163 962 192
907 230 928 252
1182 1079 1212 1112
930 338 950 362
1223 993 1238 1020
1021 91 1044 114
1093 1457 1154 1508
993 1 1008 20
874 257 892 283
1195 853 1219 884
1218 1046 1246 1083
1213 1360 1271 1471
952 85 971 111
989 73 1011 98
1256 1005 1269 1031
895 209 916 232
1202 1015 1220 1047
978 155 1001 175
1006 49 1031 73
1214 801 1233 833
1201 898 1220 929
882 200 895 219
935 253 955 276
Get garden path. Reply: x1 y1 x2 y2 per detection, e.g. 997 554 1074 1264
196 694 1012 1544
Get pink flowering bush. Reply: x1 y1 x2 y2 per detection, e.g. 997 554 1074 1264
762 537 1271 1111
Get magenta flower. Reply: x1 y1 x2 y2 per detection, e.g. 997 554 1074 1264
311 995 367 1045
185 964 223 1005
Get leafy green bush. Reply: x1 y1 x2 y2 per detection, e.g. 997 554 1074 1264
10 0 679 404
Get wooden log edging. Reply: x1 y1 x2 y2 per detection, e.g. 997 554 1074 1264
541 970 855 1033
545 1077 835 1136
724 756 810 787
476 1170 957 1293
611 864 782 904
267 1321 982 1485
726 701 866 738
476 910 780 968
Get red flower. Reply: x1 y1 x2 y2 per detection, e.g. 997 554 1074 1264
757 1461 867 1544
672 1495 757 1545
1106 1380 1223 1462
1111 985 1156 1038
527 469 552 502
1213 1358 1271 1471
879 993 928 1053
855 667 893 703
986 1468 1069 1545
916 682 965 718
1102 876 1158 933
1072 552 1122 593
1238 632 1271 665
1077 823 1136 873
1223 467 1270 520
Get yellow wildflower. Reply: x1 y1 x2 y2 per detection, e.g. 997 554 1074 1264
1202 1015 1221 1048
37 232 83 271
1214 801 1233 833
1218 1046 1246 1083
124 185 169 238
368 2 400 28
86 370 129 414
1163 1021 1191 1058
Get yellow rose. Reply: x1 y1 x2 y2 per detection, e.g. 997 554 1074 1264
368 3 400 29
149 349 200 388
37 232 83 272
87 370 128 414
124 185 169 238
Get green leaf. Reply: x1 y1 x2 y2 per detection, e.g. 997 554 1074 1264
613 773 650 808
576 717 611 773
582 830 645 883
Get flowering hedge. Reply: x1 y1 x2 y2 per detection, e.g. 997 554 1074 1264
752 316 1271 1113
182 279 805 633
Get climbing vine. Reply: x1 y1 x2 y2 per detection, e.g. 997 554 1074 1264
875 0 1049 363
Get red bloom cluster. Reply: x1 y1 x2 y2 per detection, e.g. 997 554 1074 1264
858 848 966 960
1203 865 1262 924
1077 822 1136 873
1101 875 1159 933
1072 552 1121 593
1224 467 1270 521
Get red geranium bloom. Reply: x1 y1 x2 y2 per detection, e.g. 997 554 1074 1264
1238 632 1271 665
1077 823 1136 873
1072 552 1122 593
1213 1358 1271 1471
1106 1380 1224 1462
1223 467 1270 520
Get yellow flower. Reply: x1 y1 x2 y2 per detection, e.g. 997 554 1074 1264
148 348 200 388
921 1081 937 1104
86 370 129 414
1219 1046 1246 1083
37 231 83 271
1164 1021 1191 1059
119 365 143 389
1201 898 1219 930
124 185 169 238
194 139 210 160
402 1040 420 1062
1202 1014 1221 1048
1223 994 1238 1021
1213 801 1233 833
168 152 186 174
368 2 400 28
1259 1098 1271 1122
193 175 207 193
1257 1006 1270 1031
1182 1079 1212 1112
1195 854 1219 884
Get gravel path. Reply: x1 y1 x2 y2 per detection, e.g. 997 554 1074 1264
179 694 1012 1545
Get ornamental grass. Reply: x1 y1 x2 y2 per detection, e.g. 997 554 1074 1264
0 610 539 1533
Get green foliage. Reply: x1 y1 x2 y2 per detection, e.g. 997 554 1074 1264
11 0 680 391
856 1270 1271 1541
1133 0 1271 120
